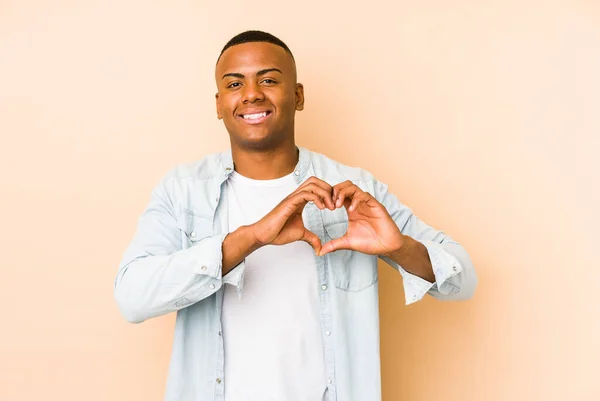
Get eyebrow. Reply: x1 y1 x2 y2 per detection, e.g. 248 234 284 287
221 68 283 80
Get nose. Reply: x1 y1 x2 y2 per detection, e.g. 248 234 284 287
241 82 265 103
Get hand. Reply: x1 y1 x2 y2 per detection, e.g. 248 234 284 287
250 177 336 254
319 181 405 256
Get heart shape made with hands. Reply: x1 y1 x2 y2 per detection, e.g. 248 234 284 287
255 178 404 258
305 181 405 257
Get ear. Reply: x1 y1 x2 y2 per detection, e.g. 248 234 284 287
295 83 305 111
215 92 222 119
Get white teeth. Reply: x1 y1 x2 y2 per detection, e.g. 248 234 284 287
242 112 267 120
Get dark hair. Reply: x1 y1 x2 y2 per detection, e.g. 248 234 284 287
217 30 295 63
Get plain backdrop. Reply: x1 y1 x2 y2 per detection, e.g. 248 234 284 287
1 1 598 400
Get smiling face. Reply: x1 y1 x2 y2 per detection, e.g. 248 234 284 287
215 42 304 151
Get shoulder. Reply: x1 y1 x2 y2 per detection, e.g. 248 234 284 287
160 151 227 184
306 148 399 202
149 151 227 214
307 148 377 185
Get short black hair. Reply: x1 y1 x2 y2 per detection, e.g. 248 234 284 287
217 30 295 63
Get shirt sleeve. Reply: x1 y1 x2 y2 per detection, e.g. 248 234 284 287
373 179 478 305
222 260 246 299
113 173 242 323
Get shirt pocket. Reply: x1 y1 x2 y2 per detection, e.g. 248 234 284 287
323 220 378 292
176 210 214 250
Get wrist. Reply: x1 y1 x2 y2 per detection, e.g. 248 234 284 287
241 224 264 253
382 234 409 259
221 225 263 276
385 236 435 282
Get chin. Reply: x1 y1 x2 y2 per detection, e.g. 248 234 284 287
232 133 274 149
246 139 279 150
238 134 289 151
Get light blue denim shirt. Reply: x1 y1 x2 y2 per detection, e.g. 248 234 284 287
114 147 477 401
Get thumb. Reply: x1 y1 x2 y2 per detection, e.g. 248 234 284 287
319 236 350 256
302 230 322 255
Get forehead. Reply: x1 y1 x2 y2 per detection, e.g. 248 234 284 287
215 42 295 78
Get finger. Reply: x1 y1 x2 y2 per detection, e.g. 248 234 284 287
332 180 353 205
299 178 335 209
287 190 327 210
334 183 361 208
299 176 333 192
349 192 371 212
335 184 362 208
299 183 336 210
319 236 351 256
343 197 353 212
302 230 322 255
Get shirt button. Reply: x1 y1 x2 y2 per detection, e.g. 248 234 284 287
209 284 215 289
225 167 232 171
321 285 327 291
328 378 333 384
216 378 222 384
325 330 331 336
413 295 417 301
294 170 300 176
453 266 458 271
218 330 222 336
201 265 207 271
216 197 220 202
190 231 196 238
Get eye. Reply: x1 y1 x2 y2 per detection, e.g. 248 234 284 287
261 79 276 85
227 82 241 89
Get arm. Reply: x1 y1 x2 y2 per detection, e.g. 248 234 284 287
374 180 478 304
114 175 334 323
114 174 256 324
319 179 477 305
383 236 435 282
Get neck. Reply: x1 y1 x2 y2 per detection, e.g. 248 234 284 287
231 141 299 180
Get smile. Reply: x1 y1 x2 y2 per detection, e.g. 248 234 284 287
238 111 271 125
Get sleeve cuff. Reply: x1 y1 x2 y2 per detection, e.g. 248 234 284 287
223 261 246 298
400 240 463 305
188 234 227 279
188 233 248 298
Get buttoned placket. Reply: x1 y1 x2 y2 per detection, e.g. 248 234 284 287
212 149 337 400
213 158 234 400
294 158 338 401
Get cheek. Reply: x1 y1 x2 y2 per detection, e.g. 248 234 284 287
218 94 237 112
271 93 297 112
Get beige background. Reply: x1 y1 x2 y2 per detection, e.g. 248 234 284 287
1 1 598 400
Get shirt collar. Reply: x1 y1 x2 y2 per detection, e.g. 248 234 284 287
220 146 311 183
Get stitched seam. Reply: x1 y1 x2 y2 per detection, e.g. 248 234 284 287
334 275 379 292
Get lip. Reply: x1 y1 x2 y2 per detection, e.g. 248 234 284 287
236 109 272 125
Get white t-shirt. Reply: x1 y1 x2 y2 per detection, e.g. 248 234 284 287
222 170 327 401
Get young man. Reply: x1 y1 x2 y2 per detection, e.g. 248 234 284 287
115 30 477 401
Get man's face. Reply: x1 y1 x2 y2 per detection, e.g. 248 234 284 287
215 42 304 150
